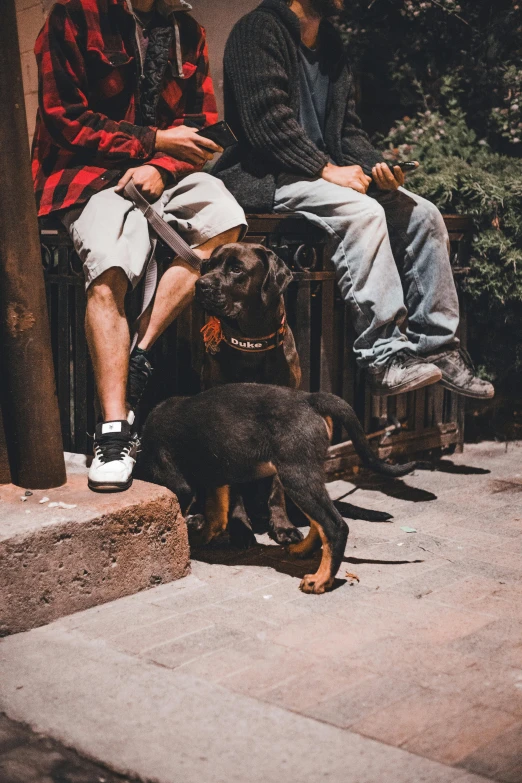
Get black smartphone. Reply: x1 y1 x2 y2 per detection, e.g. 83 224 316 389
197 121 238 149
397 161 418 172
385 161 419 176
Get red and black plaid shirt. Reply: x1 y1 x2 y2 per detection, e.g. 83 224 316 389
32 0 218 216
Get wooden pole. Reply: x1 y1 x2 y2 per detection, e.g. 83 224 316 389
0 0 66 489
0 402 12 485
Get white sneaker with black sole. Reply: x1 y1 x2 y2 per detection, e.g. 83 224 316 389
88 420 138 492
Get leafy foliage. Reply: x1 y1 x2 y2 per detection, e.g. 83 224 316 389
337 0 522 388
339 0 522 152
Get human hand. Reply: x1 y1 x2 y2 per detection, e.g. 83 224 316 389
155 125 223 165
321 163 372 194
372 162 406 191
115 165 167 202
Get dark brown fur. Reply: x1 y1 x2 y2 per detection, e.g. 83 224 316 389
136 384 416 593
195 243 303 545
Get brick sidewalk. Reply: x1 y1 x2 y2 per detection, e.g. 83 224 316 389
1 441 521 783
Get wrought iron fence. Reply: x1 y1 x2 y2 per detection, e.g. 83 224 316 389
40 213 472 474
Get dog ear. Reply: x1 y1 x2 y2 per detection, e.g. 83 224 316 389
200 244 224 275
200 258 212 275
261 249 294 303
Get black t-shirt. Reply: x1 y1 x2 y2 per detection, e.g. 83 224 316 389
298 42 330 150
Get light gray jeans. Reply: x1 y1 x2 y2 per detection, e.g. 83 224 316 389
274 174 460 368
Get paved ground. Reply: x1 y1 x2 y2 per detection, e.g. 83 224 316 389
1 441 522 783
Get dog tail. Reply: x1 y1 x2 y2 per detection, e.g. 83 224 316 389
307 392 416 478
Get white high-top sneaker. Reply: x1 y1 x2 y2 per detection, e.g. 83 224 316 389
88 420 138 492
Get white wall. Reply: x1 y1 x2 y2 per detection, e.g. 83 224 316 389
193 0 259 117
16 0 47 146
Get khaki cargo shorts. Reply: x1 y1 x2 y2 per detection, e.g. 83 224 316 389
62 172 247 289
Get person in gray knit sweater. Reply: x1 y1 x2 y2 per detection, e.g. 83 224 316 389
214 0 493 399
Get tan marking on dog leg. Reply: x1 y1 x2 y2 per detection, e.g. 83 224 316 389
204 485 230 542
299 518 335 594
254 461 277 479
287 523 321 558
323 416 334 442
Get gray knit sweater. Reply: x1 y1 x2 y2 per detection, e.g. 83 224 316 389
213 0 384 212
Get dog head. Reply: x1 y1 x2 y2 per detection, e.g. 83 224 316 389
195 243 293 319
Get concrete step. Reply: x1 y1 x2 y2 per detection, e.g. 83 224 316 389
0 463 189 635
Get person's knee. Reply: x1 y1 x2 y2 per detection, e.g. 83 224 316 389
195 225 244 257
87 267 128 308
417 199 447 237
216 225 243 244
368 198 386 218
357 199 387 226
337 198 387 236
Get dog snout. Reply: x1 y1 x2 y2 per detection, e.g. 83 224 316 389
195 276 222 309
195 277 214 296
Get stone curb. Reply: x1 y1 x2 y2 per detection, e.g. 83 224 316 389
0 475 190 635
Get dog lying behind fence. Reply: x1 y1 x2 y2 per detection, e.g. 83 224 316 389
137 383 415 594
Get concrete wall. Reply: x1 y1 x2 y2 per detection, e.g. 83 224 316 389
16 0 259 143
194 0 258 117
16 0 48 148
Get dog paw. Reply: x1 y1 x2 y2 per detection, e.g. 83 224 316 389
299 574 334 594
186 514 213 546
270 524 304 546
186 513 206 533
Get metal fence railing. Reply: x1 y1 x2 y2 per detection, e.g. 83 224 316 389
40 213 472 475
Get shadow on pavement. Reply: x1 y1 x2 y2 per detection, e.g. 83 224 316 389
416 459 491 475
345 476 438 503
192 541 425 585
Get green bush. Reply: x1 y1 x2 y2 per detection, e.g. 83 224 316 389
381 94 522 384
337 0 522 391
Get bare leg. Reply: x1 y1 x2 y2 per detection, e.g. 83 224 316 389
85 267 129 422
136 227 242 350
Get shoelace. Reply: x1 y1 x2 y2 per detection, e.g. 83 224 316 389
392 349 421 369
94 433 133 464
432 347 477 373
454 348 476 373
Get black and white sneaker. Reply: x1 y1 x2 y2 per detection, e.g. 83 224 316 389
88 420 139 492
127 347 154 411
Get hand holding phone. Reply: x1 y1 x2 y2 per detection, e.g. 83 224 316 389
155 125 223 164
197 121 238 150
372 161 419 191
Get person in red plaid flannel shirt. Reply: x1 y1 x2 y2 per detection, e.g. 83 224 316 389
33 0 247 491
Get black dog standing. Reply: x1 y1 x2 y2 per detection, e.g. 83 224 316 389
138 383 416 593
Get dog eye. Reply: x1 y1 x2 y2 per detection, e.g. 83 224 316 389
228 262 243 274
